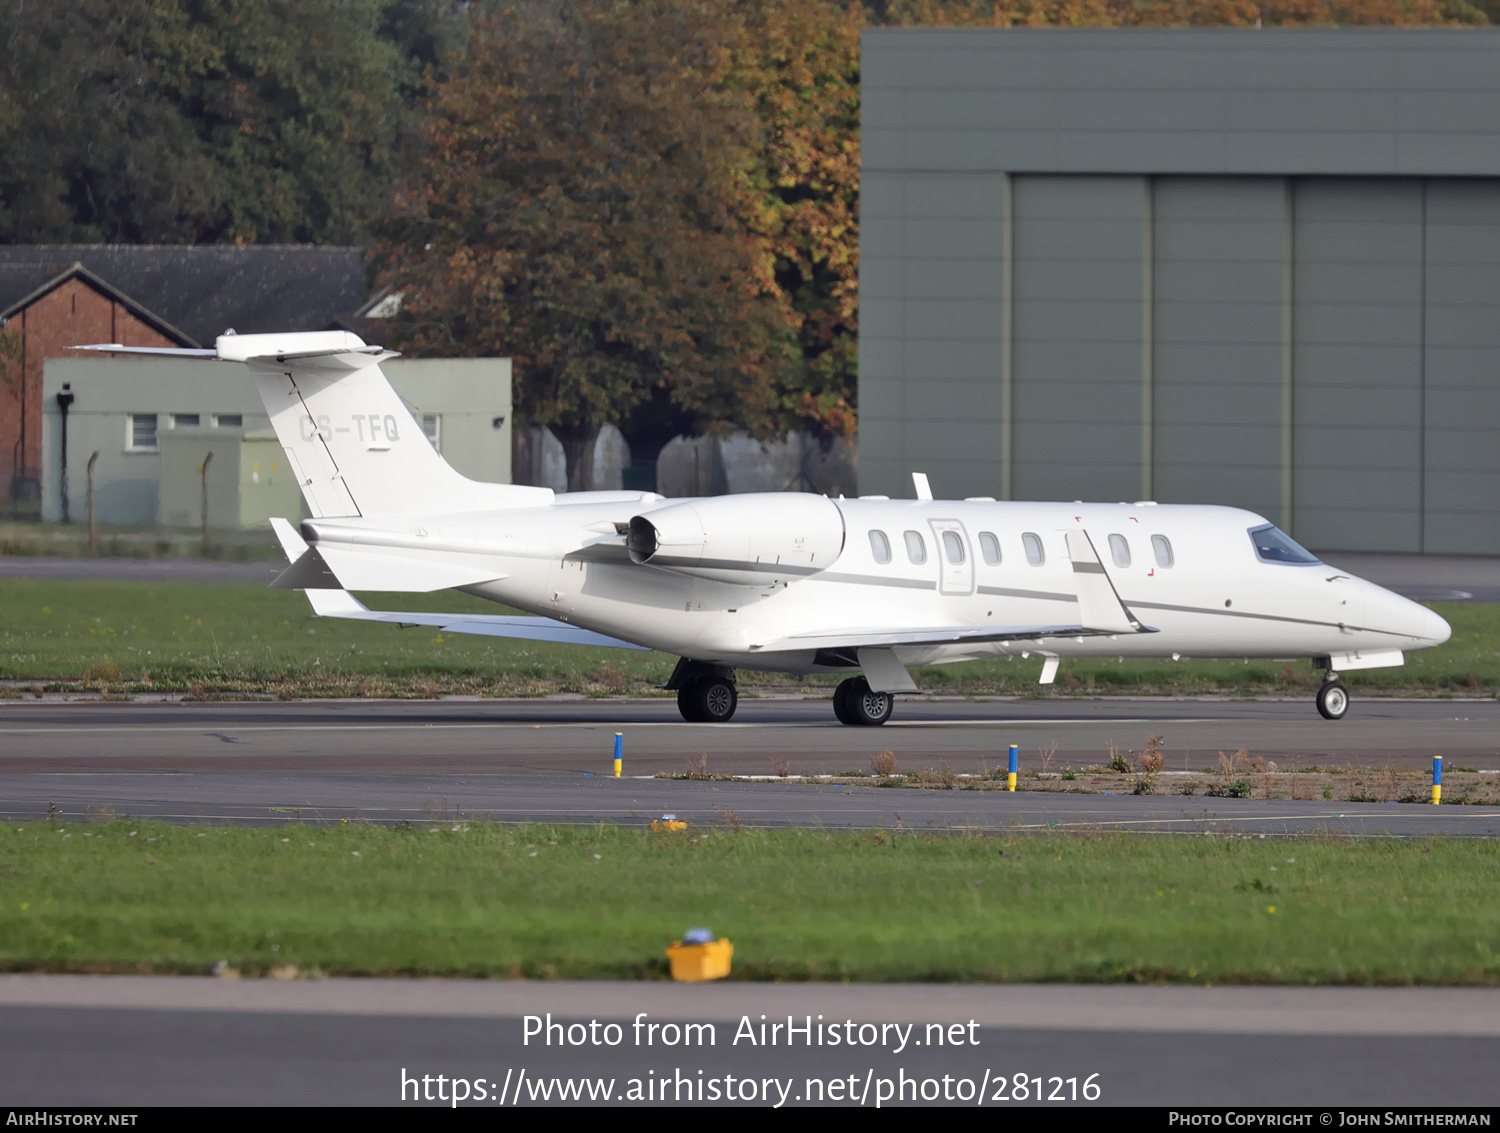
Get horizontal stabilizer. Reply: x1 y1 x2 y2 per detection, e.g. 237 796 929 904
1065 530 1141 634
268 517 310 561
71 344 219 358
314 545 507 593
271 547 343 590
264 523 646 650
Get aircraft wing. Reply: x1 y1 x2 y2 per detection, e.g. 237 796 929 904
299 589 649 650
268 518 648 651
753 622 1154 653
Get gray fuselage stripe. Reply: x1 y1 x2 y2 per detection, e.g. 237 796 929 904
1126 599 1409 639
977 585 1075 602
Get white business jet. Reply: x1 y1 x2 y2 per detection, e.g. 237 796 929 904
76 331 1451 725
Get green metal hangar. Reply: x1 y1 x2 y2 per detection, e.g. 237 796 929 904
858 28 1500 554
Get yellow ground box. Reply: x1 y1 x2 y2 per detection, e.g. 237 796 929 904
665 938 734 982
651 819 687 832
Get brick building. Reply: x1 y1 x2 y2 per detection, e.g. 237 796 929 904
0 246 371 509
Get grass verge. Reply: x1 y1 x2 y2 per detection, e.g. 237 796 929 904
0 578 1497 697
3 820 1498 984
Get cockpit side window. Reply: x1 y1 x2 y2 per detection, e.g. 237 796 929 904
1249 524 1320 565
869 530 891 564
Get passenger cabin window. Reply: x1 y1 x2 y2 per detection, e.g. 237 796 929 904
1108 534 1131 569
978 531 1001 565
1022 532 1045 566
1151 534 1174 568
903 530 927 564
942 530 966 564
1249 524 1319 565
869 530 891 564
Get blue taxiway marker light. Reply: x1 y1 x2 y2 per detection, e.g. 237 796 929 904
614 733 623 779
1008 743 1019 793
1433 755 1442 805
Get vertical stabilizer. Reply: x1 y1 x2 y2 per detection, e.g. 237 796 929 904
226 332 553 518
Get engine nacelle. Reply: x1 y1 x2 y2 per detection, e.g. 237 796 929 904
627 494 846 586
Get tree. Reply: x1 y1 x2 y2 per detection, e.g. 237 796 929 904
732 1 862 440
0 0 410 245
373 1 796 488
872 0 1484 25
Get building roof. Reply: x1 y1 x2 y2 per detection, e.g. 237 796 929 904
0 245 369 347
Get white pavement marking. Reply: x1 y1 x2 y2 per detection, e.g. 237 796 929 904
0 718 1227 736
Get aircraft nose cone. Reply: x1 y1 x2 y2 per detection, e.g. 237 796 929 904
1419 604 1452 648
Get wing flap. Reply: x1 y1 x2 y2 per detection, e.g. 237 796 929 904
753 623 1141 652
313 545 506 592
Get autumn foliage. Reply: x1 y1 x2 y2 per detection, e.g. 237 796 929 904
375 0 1481 479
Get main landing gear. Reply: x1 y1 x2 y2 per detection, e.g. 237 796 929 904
833 676 894 727
1316 671 1349 721
668 659 738 723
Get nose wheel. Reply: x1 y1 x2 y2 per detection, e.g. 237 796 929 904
1316 675 1349 720
833 676 894 726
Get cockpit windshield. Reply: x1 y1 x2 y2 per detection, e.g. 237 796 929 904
1249 524 1320 565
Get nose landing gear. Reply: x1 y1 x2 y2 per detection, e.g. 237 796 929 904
1316 671 1349 720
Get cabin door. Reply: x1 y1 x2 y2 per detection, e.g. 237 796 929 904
928 519 974 596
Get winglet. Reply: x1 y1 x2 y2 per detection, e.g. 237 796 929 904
1065 530 1141 634
912 472 933 500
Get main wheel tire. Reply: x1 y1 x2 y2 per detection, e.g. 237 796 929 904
679 676 738 723
1316 680 1349 721
834 676 893 726
832 678 857 725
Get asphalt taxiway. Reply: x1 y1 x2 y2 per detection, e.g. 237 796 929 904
1 697 1497 834
3 977 1498 1106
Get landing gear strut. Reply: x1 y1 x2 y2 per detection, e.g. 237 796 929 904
1316 671 1349 721
832 676 894 727
667 658 738 723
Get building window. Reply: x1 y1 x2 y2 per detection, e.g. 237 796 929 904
1108 533 1132 569
868 530 891 564
214 413 243 428
170 413 199 428
903 530 927 564
1022 532 1045 566
978 531 1001 565
128 414 158 452
1151 534 1174 568
421 413 441 452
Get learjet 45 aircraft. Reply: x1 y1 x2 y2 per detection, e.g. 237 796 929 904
76 331 1451 725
